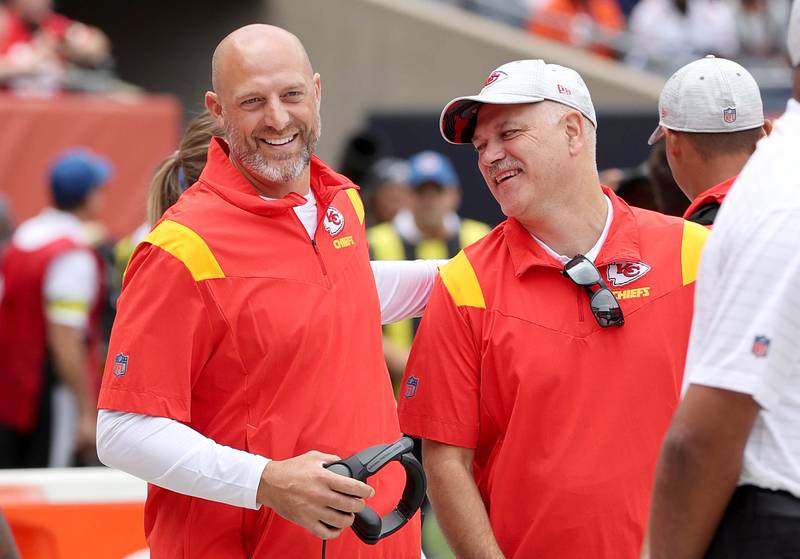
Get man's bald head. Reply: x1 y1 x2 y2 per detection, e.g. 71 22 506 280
204 24 322 197
211 24 313 96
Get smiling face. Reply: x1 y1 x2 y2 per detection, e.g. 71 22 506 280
221 84 320 187
471 102 568 221
205 25 321 196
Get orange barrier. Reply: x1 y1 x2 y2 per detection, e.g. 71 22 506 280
0 92 181 239
0 468 148 558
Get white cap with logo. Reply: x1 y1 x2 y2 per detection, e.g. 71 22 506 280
439 59 597 145
648 55 764 145
790 0 800 67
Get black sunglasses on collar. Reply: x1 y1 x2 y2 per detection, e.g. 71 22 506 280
562 255 624 328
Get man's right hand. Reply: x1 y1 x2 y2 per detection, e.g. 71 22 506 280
256 450 374 539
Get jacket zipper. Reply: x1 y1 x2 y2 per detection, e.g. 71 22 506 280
311 239 329 277
286 198 330 281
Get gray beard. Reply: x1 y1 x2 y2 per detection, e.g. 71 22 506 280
225 120 320 185
239 142 312 184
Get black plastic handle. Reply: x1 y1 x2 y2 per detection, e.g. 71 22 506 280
325 436 426 545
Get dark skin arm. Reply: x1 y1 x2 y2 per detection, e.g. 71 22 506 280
646 385 760 559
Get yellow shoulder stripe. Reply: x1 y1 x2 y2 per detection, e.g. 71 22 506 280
144 220 225 281
681 220 710 286
440 250 486 309
345 189 365 225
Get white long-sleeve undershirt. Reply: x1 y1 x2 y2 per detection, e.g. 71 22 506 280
98 257 447 509
97 409 268 509
372 259 445 324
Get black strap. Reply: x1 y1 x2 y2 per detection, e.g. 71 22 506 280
686 201 720 226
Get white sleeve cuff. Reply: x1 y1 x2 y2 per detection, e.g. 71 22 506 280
685 366 780 410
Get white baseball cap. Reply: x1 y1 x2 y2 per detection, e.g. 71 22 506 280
648 55 764 145
439 59 597 145
790 0 800 67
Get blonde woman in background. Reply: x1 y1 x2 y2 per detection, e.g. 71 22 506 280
111 112 222 287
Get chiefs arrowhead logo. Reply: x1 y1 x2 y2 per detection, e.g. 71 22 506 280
483 70 508 88
323 206 345 236
606 261 651 287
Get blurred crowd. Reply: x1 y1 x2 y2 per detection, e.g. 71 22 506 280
0 0 116 95
440 0 793 75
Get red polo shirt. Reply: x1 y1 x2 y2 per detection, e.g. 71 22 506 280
99 138 420 558
682 175 736 225
398 188 708 559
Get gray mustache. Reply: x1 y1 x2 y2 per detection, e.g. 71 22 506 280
488 159 522 178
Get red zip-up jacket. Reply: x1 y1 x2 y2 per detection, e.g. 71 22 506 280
99 138 420 558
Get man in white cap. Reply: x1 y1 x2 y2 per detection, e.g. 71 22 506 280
397 59 709 559
648 55 771 226
647 2 800 557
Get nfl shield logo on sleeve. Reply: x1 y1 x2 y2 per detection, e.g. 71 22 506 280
404 376 419 399
113 353 129 376
751 336 770 358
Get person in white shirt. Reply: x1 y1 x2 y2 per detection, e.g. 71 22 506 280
626 0 739 75
0 148 110 469
646 2 800 557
